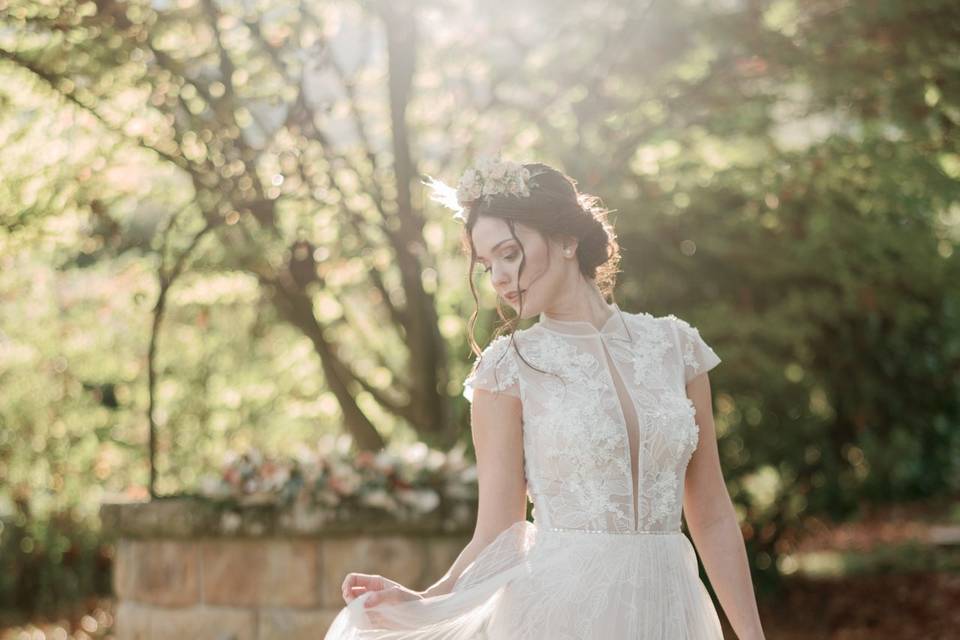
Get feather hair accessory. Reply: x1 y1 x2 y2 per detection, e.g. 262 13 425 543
422 153 542 223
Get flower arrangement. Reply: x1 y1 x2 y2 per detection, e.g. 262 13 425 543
422 152 542 223
196 435 479 525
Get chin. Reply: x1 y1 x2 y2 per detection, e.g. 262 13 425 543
512 302 540 319
503 289 539 317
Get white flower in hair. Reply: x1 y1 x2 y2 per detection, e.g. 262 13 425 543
422 154 538 223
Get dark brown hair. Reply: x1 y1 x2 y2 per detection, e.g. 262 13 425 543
461 162 623 385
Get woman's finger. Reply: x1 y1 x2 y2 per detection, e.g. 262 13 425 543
348 585 369 601
344 575 369 603
343 573 384 602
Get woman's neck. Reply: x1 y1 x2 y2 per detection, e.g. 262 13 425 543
539 280 613 331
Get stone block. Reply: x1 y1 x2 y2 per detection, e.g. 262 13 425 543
113 600 151 640
132 540 201 607
319 535 426 607
201 539 320 607
101 498 218 539
258 608 341 640
149 605 256 640
113 539 136 601
423 535 471 586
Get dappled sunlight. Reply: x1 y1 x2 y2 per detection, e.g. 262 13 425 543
1 0 958 636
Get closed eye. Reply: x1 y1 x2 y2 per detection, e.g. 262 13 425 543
479 250 520 274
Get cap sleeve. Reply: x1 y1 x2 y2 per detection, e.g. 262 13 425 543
669 315 721 383
462 334 521 403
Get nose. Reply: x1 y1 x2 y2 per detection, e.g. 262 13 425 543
491 263 512 291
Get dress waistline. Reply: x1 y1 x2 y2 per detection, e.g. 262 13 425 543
543 526 681 535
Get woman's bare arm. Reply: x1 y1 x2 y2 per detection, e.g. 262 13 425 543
683 372 766 640
418 388 527 598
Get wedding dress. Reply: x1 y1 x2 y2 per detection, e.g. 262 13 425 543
323 303 724 639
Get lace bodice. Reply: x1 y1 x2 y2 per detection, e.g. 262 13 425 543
462 304 721 534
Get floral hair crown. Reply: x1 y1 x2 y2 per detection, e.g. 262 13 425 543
422 154 545 223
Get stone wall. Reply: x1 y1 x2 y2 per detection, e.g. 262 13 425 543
101 497 473 640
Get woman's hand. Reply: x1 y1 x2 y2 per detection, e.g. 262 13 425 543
341 572 424 608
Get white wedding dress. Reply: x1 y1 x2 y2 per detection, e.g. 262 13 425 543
323 303 725 639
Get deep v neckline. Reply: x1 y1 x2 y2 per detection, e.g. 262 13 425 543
597 335 642 530
535 302 644 530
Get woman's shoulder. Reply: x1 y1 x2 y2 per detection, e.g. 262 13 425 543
618 308 698 348
463 331 526 402
617 306 674 329
469 329 531 365
658 312 704 338
620 306 690 329
474 332 512 357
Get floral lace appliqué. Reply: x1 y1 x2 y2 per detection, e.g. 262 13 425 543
522 330 634 531
463 333 521 401
468 313 706 535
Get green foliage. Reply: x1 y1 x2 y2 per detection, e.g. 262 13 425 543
0 0 958 608
458 0 960 590
0 503 111 618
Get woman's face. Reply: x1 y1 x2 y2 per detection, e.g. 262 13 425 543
470 216 574 319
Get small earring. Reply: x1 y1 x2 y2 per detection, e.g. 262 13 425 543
564 249 573 257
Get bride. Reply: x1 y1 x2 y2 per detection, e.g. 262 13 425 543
324 157 766 639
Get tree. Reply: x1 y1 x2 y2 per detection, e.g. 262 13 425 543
1 0 470 479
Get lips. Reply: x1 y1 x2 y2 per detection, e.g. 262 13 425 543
505 289 525 302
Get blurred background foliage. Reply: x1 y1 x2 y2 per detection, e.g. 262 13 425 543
1 0 959 625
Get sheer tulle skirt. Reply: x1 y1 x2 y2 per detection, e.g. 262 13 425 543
322 521 723 639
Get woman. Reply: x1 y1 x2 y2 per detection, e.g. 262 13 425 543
324 157 766 639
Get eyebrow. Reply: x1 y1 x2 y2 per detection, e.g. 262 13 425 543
476 238 515 262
